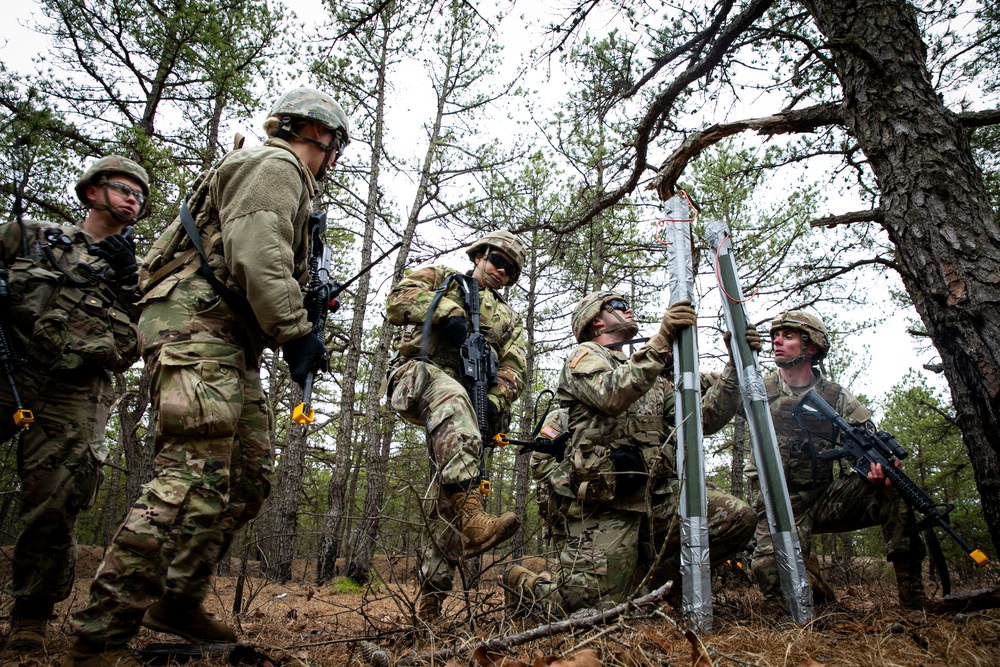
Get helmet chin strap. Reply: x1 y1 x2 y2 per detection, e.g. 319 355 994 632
473 263 501 289
289 126 337 180
775 354 807 369
600 308 639 338
91 183 138 225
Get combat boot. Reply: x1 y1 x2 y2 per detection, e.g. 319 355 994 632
7 600 52 651
141 598 237 643
449 491 520 558
414 587 444 623
61 641 145 667
893 558 930 611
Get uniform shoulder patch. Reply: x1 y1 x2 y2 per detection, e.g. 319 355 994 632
569 347 590 368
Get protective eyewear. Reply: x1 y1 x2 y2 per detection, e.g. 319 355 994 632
604 298 630 312
486 252 517 275
105 181 146 206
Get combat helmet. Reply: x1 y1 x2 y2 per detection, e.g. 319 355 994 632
571 290 636 343
466 231 526 284
770 310 830 363
75 155 150 220
267 86 350 148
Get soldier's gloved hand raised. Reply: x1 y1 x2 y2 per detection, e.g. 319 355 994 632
649 301 697 353
91 233 138 285
282 333 328 389
723 327 762 355
439 316 468 346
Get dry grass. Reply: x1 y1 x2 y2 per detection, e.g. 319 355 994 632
2 546 999 666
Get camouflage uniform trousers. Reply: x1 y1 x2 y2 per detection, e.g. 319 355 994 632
70 279 273 647
531 482 755 617
389 359 481 486
751 472 922 599
0 366 113 609
415 487 467 603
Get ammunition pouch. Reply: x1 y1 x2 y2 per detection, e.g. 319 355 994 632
782 438 834 493
8 257 136 373
570 425 660 504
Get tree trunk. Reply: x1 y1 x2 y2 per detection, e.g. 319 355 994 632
345 412 394 585
800 0 1000 553
260 385 308 582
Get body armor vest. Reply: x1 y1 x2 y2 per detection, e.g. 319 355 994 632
766 374 844 491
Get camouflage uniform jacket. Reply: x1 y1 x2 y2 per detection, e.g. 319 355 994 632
745 369 872 491
1 219 140 375
139 139 316 355
552 341 741 512
386 265 526 413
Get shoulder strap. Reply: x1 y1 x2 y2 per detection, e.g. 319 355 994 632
178 198 257 326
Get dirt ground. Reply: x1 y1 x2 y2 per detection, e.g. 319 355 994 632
2 546 999 666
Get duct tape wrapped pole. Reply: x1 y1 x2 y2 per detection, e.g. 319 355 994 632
663 195 712 632
704 219 814 623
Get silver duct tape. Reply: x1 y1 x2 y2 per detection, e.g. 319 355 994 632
681 516 714 631
681 371 699 390
773 530 814 623
740 365 767 402
703 218 729 251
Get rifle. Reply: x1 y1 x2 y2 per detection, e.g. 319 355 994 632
0 269 34 429
453 274 499 494
291 212 401 424
794 389 990 592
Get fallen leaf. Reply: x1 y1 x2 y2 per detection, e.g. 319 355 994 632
472 646 532 667
798 659 824 667
685 628 714 667
536 648 601 667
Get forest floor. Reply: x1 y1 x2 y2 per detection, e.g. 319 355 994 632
2 546 999 666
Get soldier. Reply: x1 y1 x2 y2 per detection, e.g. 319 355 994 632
504 291 757 617
64 87 349 667
747 310 928 609
385 231 527 621
0 156 146 652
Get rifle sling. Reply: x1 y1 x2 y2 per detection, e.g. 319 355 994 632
179 198 259 327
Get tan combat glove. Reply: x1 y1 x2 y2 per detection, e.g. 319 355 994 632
722 326 762 360
649 301 697 353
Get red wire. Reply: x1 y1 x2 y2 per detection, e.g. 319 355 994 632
713 230 758 304
654 189 698 245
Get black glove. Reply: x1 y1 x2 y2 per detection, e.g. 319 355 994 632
611 448 645 497
90 233 138 285
439 316 468 346
282 333 328 389
486 399 499 421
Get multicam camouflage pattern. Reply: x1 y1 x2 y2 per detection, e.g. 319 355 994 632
0 218 139 611
386 265 526 415
0 369 113 608
516 339 753 617
749 370 923 600
526 483 754 615
386 263 526 604
70 274 273 646
2 220 140 376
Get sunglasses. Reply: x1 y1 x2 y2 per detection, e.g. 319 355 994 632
486 252 517 275
105 181 146 206
604 298 630 312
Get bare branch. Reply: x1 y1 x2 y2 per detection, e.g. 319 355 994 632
959 108 1000 129
649 101 844 196
809 207 883 228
